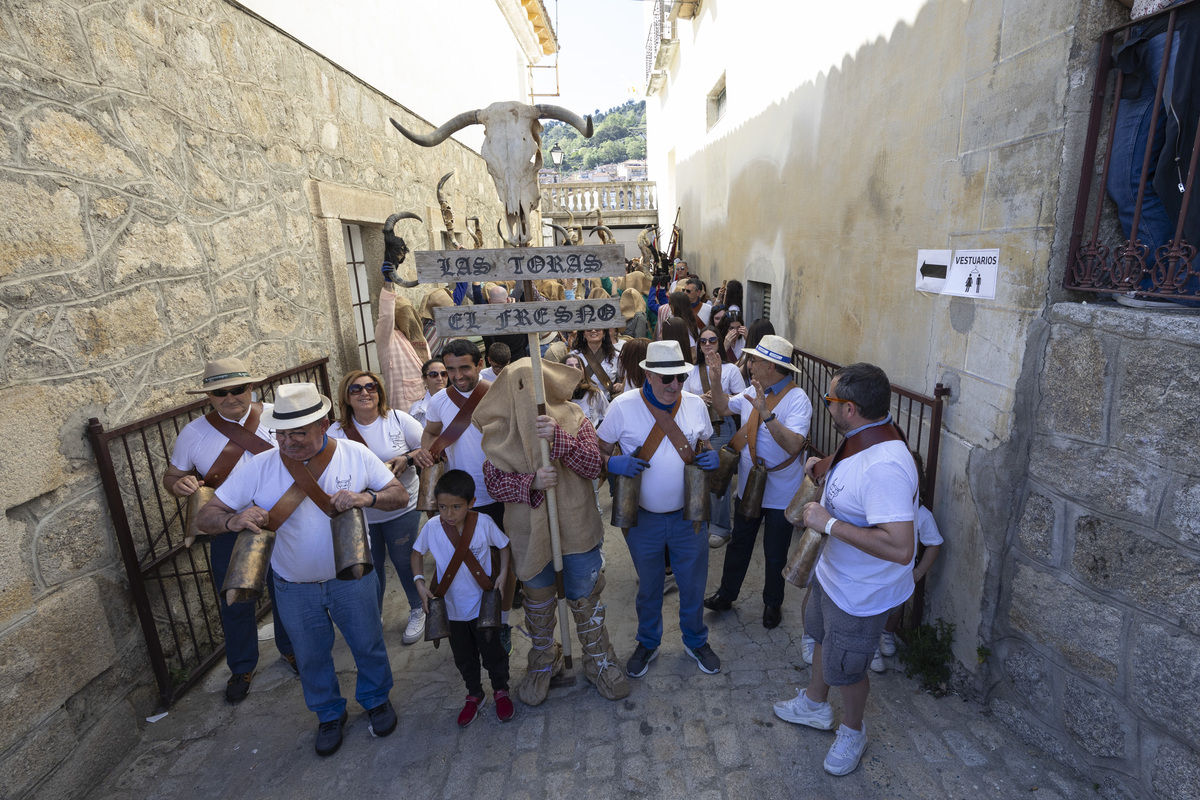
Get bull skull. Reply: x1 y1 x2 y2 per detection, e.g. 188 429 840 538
390 101 594 245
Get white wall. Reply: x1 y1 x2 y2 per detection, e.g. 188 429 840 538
239 0 535 152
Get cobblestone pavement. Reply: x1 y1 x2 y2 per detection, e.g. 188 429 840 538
88 504 1102 800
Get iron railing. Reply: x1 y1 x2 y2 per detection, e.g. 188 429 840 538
790 346 950 626
645 0 665 88
1068 0 1200 299
88 358 332 706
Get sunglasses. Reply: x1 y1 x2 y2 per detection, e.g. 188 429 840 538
699 337 719 344
348 382 379 395
211 384 249 398
654 373 687 384
424 370 447 378
822 393 851 409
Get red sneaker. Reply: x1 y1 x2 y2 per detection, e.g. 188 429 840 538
494 690 515 723
457 695 485 728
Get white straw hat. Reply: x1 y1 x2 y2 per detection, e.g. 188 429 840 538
185 357 264 394
260 383 332 429
639 340 693 376
751 334 801 373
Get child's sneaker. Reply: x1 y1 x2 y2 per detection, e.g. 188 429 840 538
494 690 515 722
457 694 486 727
869 648 885 673
879 631 896 656
824 723 868 776
801 634 816 665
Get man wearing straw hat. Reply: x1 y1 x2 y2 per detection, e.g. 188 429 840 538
596 340 723 678
196 382 408 757
703 334 811 630
163 357 294 704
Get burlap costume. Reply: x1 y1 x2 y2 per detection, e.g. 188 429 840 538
474 359 627 703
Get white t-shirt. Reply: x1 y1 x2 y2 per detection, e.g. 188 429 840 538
216 439 396 582
329 410 422 523
424 386 495 506
409 391 433 427
597 389 713 514
413 512 509 621
683 361 746 399
571 348 620 399
572 390 609 428
815 439 919 616
727 384 812 508
916 506 943 547
478 366 497 383
169 404 277 478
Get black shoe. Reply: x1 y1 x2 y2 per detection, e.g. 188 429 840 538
367 700 397 737
763 605 782 629
225 672 252 703
704 592 733 612
315 712 348 756
626 643 658 678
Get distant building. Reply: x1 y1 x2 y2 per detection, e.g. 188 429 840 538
618 160 648 180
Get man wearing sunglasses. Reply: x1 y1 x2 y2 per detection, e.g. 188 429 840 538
597 340 723 678
704 334 811 630
162 357 295 703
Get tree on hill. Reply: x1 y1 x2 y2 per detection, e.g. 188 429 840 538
543 99 645 174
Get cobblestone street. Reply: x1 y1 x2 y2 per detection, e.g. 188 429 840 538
87 504 1102 800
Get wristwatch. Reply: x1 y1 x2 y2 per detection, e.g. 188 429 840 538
365 488 377 507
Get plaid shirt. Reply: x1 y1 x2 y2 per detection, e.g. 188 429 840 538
376 286 430 413
483 418 602 508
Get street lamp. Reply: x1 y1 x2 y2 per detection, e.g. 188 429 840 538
549 143 563 182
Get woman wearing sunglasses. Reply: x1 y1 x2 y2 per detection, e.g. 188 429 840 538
408 359 447 427
684 326 747 548
330 370 430 644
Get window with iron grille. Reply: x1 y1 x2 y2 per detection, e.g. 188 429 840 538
343 224 377 371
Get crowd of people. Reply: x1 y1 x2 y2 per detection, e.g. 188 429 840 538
168 256 943 776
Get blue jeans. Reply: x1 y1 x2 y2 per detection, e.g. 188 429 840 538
272 572 394 722
209 531 292 673
717 505 792 608
369 510 422 613
624 509 709 650
524 544 603 600
1107 23 1180 276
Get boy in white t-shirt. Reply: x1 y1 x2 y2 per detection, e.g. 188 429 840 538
412 470 513 727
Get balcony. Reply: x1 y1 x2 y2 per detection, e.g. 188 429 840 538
644 0 676 96
540 180 659 229
1068 1 1199 302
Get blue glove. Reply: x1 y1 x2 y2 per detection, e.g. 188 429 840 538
608 454 649 478
694 449 720 471
381 262 396 282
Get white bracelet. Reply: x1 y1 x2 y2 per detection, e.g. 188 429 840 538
413 574 425 582
824 517 836 535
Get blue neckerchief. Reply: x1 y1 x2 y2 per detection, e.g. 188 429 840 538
307 434 329 462
764 376 792 396
642 381 675 411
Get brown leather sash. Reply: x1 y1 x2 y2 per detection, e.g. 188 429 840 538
431 511 494 597
429 381 489 458
582 348 614 395
638 393 696 464
202 404 271 488
813 421 906 482
266 439 337 531
342 416 368 446
729 384 798 471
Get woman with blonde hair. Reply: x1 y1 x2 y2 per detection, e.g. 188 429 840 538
329 369 430 644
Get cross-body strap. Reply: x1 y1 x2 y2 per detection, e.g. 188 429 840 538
728 384 796 467
266 439 338 531
429 382 489 458
341 416 368 446
202 404 270 488
431 511 494 597
813 421 906 482
582 348 614 395
638 392 696 464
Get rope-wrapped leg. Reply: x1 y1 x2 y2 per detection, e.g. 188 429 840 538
567 573 630 701
516 583 563 706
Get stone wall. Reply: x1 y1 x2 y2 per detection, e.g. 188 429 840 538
991 303 1200 799
0 1 503 797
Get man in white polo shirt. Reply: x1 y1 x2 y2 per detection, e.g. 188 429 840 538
597 340 722 678
772 362 918 777
196 383 408 757
704 334 811 629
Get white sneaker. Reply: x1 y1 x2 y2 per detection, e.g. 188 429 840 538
773 689 834 729
824 723 868 776
663 573 677 594
708 532 730 549
869 648 884 673
402 608 425 645
879 631 896 656
801 634 816 665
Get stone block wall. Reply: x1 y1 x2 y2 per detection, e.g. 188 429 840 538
992 303 1200 799
0 1 504 796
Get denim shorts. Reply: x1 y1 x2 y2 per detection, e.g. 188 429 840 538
805 577 889 686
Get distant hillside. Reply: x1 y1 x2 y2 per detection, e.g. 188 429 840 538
542 99 646 172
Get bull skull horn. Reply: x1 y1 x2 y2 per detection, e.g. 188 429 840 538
383 211 423 233
546 222 570 247
535 105 594 138
497 220 520 248
589 225 613 243
389 111 481 147
436 171 455 204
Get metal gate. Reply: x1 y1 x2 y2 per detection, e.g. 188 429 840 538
88 359 331 706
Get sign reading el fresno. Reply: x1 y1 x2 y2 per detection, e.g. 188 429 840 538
432 299 621 335
414 244 624 284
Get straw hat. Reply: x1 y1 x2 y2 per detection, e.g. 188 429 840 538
750 334 801 373
260 383 332 429
186 357 264 394
620 288 646 320
639 340 692 376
